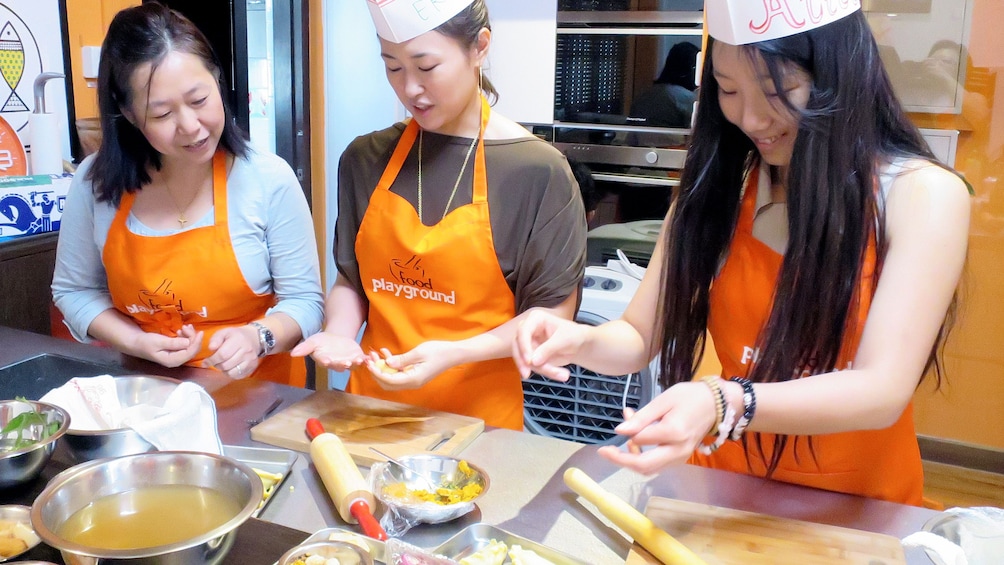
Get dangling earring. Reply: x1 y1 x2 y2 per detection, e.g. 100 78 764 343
478 66 483 94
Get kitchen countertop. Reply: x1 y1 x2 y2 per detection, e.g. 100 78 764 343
0 326 938 564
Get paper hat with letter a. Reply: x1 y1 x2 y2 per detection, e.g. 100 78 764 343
706 0 861 45
367 0 475 43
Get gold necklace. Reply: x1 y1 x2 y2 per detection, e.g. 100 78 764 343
161 174 204 228
417 130 478 224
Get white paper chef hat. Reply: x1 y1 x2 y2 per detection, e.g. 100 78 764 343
706 0 861 45
367 0 475 43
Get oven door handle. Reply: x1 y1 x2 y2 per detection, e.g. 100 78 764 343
590 173 681 188
557 27 704 36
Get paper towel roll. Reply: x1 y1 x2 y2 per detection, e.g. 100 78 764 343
29 112 62 175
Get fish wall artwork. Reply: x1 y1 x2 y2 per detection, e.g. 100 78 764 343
0 2 72 170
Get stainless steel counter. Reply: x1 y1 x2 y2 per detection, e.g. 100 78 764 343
0 326 938 563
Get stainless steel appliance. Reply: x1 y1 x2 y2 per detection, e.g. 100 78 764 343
522 3 701 440
523 260 659 446
531 1 703 264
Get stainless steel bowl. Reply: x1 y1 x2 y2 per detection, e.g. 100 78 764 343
30 451 263 565
0 400 70 488
62 375 179 462
374 454 490 524
277 540 374 565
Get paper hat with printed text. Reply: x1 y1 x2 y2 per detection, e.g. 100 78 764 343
706 0 861 45
367 0 475 43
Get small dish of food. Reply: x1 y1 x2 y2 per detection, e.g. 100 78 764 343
277 540 374 565
0 400 70 490
0 505 41 562
373 455 489 525
285 528 385 564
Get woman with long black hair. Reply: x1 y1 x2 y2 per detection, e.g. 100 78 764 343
514 2 970 506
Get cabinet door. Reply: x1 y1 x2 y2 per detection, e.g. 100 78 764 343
0 233 57 335
485 0 557 125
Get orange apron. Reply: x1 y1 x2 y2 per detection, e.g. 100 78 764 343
348 98 523 430
692 167 924 506
103 151 305 387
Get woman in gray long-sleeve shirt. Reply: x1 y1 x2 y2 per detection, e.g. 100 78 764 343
51 4 322 386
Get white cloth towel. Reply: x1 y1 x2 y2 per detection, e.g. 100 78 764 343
902 507 1004 565
40 374 121 429
40 375 223 455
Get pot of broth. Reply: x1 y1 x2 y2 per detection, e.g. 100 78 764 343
30 451 262 564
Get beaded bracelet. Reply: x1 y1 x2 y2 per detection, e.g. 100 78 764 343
700 376 725 436
697 404 736 455
728 376 757 441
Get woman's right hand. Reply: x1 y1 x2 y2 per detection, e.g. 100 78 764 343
513 310 590 382
132 324 203 368
290 331 366 371
597 381 719 475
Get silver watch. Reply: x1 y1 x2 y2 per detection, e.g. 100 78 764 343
251 321 275 358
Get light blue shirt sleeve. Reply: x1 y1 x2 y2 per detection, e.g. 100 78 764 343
50 150 324 342
230 150 324 338
51 156 116 342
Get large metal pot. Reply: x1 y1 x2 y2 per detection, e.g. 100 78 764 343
30 451 262 565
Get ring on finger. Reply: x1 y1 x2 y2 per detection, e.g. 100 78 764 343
236 363 243 375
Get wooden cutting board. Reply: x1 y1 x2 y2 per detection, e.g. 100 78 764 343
250 389 484 466
625 497 906 564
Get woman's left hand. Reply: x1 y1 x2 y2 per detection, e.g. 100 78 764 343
365 343 454 391
596 381 718 475
203 324 261 379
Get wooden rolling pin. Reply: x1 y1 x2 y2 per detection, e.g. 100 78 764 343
306 418 388 540
564 467 707 565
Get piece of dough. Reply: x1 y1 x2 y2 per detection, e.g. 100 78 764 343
459 539 507 565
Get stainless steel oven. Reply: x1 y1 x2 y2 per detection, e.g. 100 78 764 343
533 2 704 262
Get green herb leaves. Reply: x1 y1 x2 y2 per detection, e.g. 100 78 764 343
1 398 59 452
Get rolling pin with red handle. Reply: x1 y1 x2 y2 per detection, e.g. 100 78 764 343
306 418 388 540
564 467 707 565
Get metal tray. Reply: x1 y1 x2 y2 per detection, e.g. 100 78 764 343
434 523 589 565
294 524 587 565
223 444 297 518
